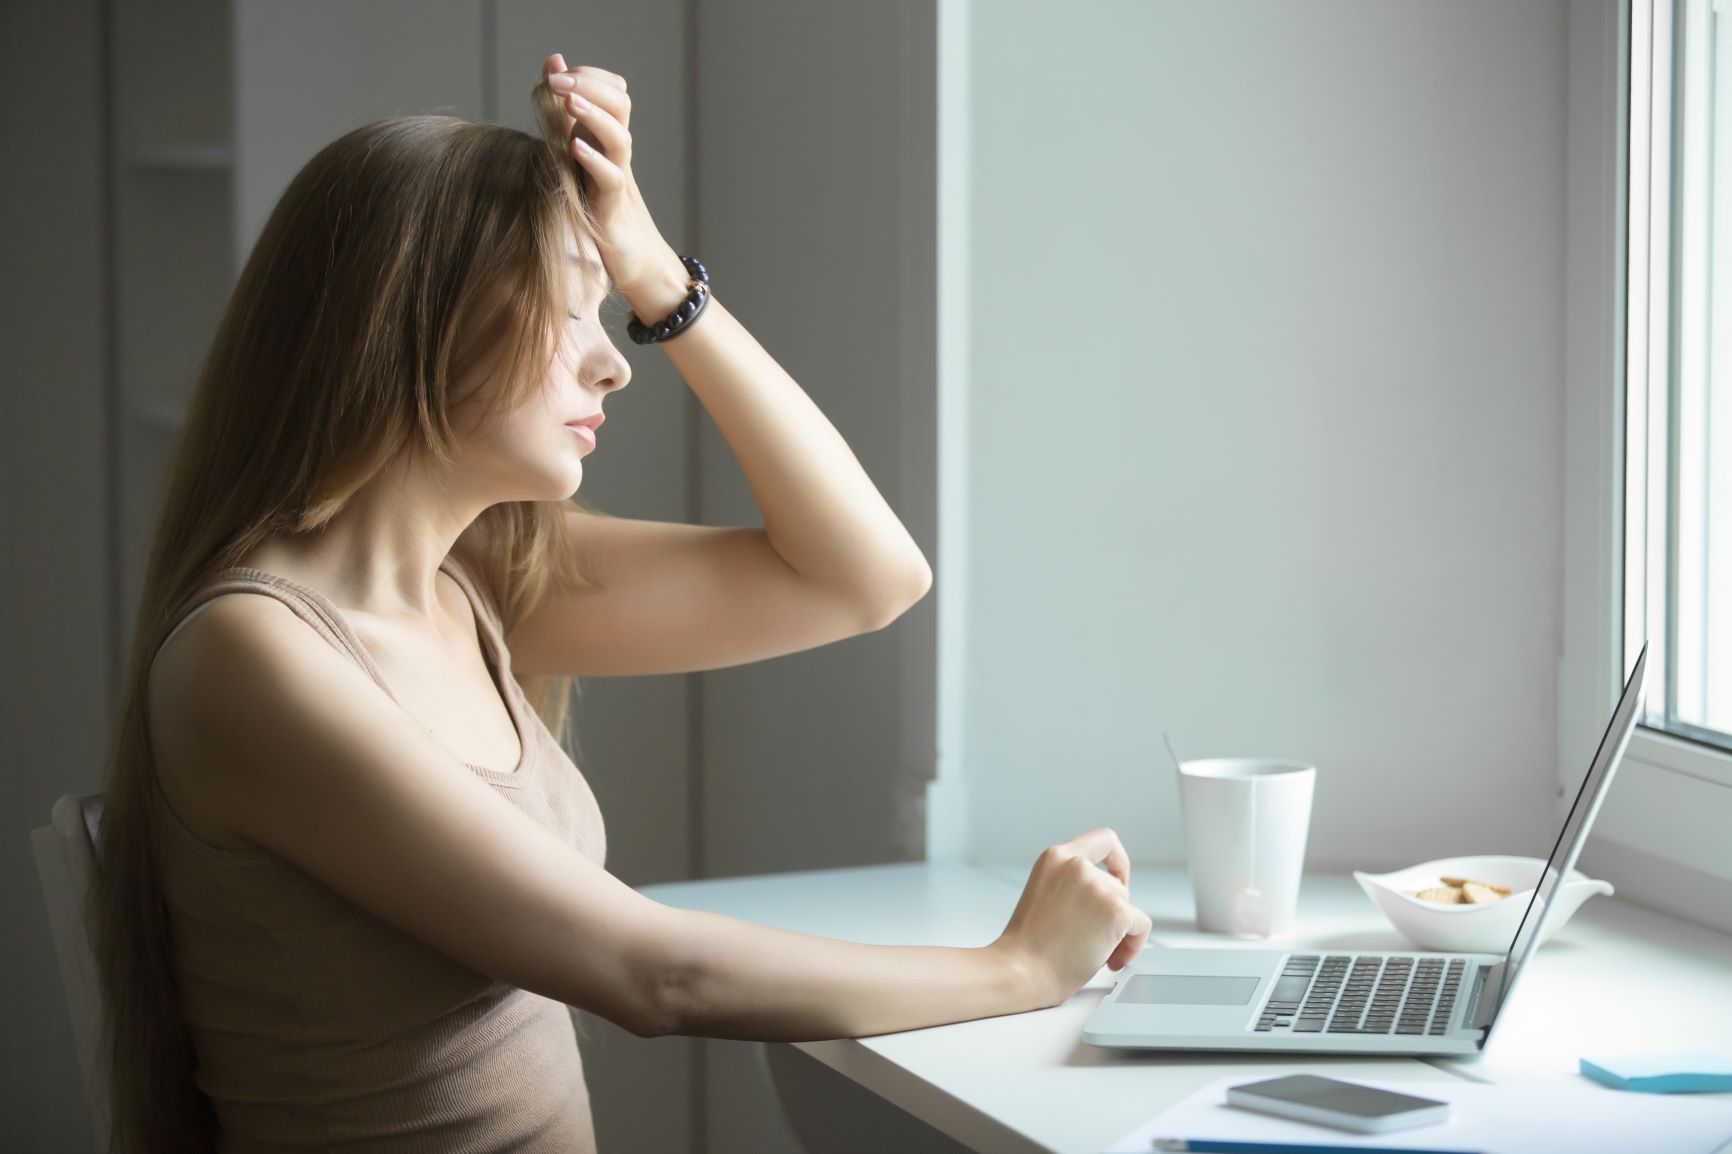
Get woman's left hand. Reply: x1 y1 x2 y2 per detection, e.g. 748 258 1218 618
539 53 680 300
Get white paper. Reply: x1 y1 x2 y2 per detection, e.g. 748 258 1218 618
1104 1074 1732 1154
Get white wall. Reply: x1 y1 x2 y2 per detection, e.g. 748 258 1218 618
954 0 1571 872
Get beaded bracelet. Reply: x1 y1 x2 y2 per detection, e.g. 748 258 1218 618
626 254 711 345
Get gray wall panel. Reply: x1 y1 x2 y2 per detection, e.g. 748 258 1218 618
695 1 938 1149
1 0 113 1148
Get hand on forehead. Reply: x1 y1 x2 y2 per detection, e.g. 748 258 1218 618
542 53 626 91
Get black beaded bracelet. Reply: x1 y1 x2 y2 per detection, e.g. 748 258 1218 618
626 255 711 345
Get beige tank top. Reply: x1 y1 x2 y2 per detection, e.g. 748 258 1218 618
147 553 607 1153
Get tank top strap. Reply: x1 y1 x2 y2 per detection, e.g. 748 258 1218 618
435 553 534 716
151 569 375 681
437 552 509 656
150 556 534 785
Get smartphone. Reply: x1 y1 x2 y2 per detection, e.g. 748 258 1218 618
1224 1074 1450 1134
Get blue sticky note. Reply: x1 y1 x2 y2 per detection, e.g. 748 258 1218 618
1580 1051 1732 1093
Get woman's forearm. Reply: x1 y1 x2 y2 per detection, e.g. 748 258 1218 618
654 907 1045 1042
620 256 932 615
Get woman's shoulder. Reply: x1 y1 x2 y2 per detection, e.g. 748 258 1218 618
148 589 326 851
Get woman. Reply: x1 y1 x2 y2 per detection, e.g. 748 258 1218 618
93 52 1150 1153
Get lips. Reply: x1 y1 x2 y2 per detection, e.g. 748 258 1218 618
564 413 605 431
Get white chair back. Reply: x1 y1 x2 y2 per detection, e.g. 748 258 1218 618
30 792 112 1151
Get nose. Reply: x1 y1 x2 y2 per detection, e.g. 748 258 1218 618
594 345 632 393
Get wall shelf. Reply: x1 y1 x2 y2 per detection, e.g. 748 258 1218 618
126 399 188 433
123 144 234 171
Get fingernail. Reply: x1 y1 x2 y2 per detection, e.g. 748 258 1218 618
549 73 575 89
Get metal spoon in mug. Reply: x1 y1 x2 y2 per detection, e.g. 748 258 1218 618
1162 732 1184 773
1167 732 1271 935
1239 772 1271 936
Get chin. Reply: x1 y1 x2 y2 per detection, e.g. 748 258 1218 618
520 455 583 502
560 459 586 498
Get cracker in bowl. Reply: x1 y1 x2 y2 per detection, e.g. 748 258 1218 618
1406 876 1513 905
1442 875 1512 895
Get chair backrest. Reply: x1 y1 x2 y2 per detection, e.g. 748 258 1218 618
30 792 112 1151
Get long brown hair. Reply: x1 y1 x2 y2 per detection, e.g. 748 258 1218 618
91 78 609 1152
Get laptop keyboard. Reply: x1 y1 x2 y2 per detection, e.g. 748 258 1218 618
1252 954 1466 1035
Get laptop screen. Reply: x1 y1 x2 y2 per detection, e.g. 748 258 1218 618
1479 644 1648 1033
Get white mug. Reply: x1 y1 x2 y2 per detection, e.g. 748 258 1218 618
1176 758 1316 938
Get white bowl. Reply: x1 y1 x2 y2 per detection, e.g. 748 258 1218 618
1352 855 1613 953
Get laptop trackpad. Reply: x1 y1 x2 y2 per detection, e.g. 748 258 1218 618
1118 974 1260 1006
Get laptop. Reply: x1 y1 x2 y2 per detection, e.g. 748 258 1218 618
1082 643 1648 1055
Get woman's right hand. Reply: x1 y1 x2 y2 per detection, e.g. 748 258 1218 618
991 828 1152 1007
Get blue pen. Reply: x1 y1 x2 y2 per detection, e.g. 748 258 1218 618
1151 1139 1484 1154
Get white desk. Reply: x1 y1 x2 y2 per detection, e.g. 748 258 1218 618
980 863 1732 1093
635 860 1732 1152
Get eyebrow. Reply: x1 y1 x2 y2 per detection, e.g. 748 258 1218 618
568 253 615 295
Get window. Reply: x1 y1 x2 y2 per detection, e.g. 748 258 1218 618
1563 0 1732 935
1625 0 1732 756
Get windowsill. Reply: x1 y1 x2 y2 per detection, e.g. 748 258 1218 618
1574 726 1732 936
1628 724 1732 788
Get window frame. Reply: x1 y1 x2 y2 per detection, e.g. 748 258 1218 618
1564 0 1732 935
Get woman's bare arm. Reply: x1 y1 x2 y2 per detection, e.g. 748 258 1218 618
150 593 1052 1043
658 913 1045 1041
149 593 681 1037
